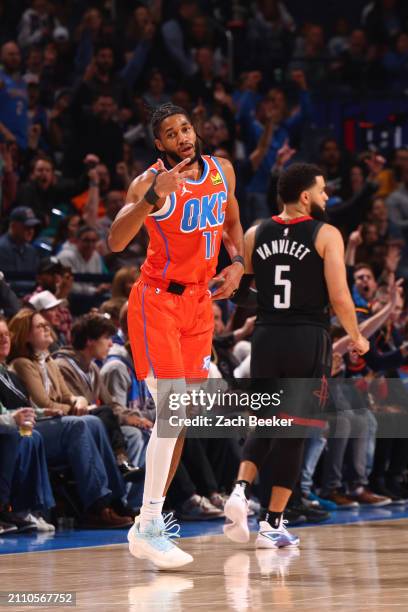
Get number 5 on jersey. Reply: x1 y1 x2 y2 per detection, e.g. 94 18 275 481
274 265 291 308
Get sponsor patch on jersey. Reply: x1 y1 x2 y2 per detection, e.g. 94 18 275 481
210 171 223 186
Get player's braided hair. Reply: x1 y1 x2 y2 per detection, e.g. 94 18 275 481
150 103 192 138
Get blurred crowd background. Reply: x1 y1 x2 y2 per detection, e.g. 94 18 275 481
2 0 408 535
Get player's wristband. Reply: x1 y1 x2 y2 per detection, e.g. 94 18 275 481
144 184 160 207
231 255 245 267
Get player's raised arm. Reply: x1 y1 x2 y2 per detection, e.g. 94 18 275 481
108 158 195 252
316 224 369 355
211 157 245 299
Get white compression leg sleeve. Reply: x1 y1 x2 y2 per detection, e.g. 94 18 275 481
139 376 186 531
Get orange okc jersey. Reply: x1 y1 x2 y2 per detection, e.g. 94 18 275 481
141 155 228 285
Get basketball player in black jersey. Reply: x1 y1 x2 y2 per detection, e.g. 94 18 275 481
223 163 369 549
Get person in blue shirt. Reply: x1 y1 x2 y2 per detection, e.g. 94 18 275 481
0 207 41 283
0 42 28 148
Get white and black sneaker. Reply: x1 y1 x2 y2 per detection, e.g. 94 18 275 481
255 518 300 549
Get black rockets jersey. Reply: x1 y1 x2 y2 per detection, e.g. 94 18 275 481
252 215 330 329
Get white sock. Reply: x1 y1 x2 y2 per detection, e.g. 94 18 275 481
139 377 186 532
139 495 166 530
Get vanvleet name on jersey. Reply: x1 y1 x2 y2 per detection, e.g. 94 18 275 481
256 239 311 261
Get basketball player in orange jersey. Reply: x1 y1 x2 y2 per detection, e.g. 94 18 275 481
108 103 244 569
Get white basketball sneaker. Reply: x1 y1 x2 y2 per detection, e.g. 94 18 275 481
128 514 193 570
223 485 250 543
255 518 300 549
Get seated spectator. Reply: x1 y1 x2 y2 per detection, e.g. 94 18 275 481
0 275 20 318
111 267 140 300
99 297 127 329
52 215 81 255
0 207 41 285
28 290 67 350
0 314 55 531
212 302 255 381
53 313 151 472
101 302 154 415
57 225 109 297
320 376 390 508
25 257 73 344
0 313 133 528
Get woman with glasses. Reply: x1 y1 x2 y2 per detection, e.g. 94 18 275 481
3 309 133 529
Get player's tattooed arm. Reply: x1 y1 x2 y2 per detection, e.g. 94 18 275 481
108 158 194 252
212 157 245 299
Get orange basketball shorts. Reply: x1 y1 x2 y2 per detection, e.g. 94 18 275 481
128 278 214 380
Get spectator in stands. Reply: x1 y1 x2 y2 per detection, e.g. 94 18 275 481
0 275 20 318
17 0 56 49
161 0 199 77
318 138 351 200
212 302 255 381
16 155 89 225
0 41 28 148
52 215 80 255
1 312 133 528
362 0 408 45
290 24 329 88
57 225 109 297
53 313 151 472
246 0 296 74
28 290 67 350
72 94 124 177
111 267 140 300
0 312 55 532
0 137 18 214
70 161 111 218
99 298 127 329
71 43 132 122
0 207 40 276
387 166 408 240
143 69 170 108
383 31 408 92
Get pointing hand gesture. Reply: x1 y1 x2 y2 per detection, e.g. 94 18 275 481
154 158 196 198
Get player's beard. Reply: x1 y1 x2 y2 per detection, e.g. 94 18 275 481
310 202 329 222
165 141 201 166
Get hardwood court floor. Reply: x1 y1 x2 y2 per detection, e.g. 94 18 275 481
1 519 408 612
